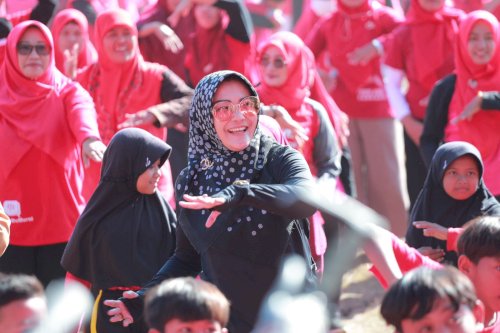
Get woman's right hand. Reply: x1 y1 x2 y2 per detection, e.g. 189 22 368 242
413 221 448 241
103 290 138 327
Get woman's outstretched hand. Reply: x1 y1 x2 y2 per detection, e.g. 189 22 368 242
82 138 106 168
179 194 226 228
103 290 138 327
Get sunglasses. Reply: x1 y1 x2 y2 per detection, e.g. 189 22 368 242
16 43 50 56
212 96 260 121
259 57 286 69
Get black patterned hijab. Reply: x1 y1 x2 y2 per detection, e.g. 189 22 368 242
406 141 500 264
62 128 177 289
176 71 277 254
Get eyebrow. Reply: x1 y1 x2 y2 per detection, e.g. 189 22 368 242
212 96 251 104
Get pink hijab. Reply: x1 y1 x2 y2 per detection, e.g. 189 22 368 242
51 8 97 73
0 21 90 179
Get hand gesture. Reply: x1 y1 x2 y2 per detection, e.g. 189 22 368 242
118 109 157 129
82 138 106 168
268 105 309 150
413 221 448 241
103 290 138 327
417 246 445 262
155 24 184 54
347 42 378 66
63 44 79 80
451 94 482 124
179 194 225 228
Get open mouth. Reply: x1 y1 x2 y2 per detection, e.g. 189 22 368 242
228 126 248 134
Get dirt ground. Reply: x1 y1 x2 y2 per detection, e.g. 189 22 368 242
336 254 393 332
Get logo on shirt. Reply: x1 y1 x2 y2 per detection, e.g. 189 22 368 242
3 200 34 223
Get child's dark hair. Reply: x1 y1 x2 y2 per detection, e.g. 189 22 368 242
380 266 477 332
0 273 44 308
144 277 230 330
457 216 500 264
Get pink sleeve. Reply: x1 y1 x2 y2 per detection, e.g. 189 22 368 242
370 232 443 289
447 228 463 252
63 81 101 145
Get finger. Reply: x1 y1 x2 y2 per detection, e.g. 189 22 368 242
83 153 90 168
109 315 124 323
205 210 221 228
123 290 139 299
123 318 133 327
103 299 120 307
106 307 122 316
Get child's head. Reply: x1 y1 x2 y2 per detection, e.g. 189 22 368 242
430 142 482 200
457 216 500 313
0 273 47 333
380 266 483 333
144 277 230 333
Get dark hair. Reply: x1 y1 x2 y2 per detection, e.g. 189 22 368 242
0 273 44 308
144 277 230 330
380 266 477 332
457 215 500 263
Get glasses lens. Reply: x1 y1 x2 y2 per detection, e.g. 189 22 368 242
260 57 285 68
17 43 49 56
274 58 285 68
239 96 259 114
212 102 233 121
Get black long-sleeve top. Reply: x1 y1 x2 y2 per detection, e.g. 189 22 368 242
420 73 500 166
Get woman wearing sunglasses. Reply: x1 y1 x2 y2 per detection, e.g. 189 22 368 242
104 70 317 333
0 20 104 286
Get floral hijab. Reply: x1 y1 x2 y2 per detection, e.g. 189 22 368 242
176 70 276 254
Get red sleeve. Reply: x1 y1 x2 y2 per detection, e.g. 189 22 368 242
446 228 463 252
65 272 92 289
63 81 101 145
384 27 406 70
305 18 328 57
370 232 443 289
375 7 403 47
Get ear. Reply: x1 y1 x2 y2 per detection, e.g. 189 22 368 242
458 255 474 277
473 300 485 331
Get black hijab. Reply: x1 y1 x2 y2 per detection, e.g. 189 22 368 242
61 128 176 289
406 141 500 264
175 70 278 255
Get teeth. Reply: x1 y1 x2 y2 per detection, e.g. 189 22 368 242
229 127 246 133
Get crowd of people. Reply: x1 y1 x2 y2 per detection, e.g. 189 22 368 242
0 0 499 332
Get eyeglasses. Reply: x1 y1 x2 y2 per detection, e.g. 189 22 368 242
212 96 260 121
259 57 286 69
16 43 50 56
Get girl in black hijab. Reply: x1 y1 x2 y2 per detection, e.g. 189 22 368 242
61 128 177 333
104 70 317 333
406 141 500 265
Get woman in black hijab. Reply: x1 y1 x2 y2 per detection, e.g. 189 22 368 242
61 128 177 333
104 70 317 333
406 141 500 265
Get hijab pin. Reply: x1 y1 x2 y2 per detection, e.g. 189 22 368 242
442 160 447 170
200 157 214 170
468 79 478 89
145 157 151 168
233 179 250 186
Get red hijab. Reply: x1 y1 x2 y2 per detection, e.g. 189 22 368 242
77 8 165 144
256 31 343 141
51 8 97 74
446 10 500 194
0 21 89 178
405 0 464 91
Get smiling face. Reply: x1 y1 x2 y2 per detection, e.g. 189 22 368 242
102 26 136 63
212 80 258 152
442 155 480 200
259 45 288 88
58 21 84 53
136 159 162 194
17 27 50 79
467 21 496 65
